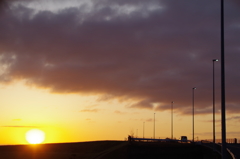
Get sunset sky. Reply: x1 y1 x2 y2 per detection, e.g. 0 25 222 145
0 0 240 145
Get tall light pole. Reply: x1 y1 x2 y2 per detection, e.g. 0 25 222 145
153 113 155 139
192 87 196 142
213 59 218 148
221 0 227 158
171 101 174 139
143 122 145 138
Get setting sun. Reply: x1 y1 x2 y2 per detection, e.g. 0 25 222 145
25 129 45 144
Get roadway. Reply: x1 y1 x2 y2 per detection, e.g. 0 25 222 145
227 144 240 159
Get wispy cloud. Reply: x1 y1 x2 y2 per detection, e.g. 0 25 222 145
145 118 154 122
12 119 22 121
129 100 155 110
80 109 101 113
85 118 95 123
227 116 240 121
114 110 126 115
1 125 38 128
196 131 240 139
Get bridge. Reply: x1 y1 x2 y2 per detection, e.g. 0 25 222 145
128 136 240 159
201 140 240 159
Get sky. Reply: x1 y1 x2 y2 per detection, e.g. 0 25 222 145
0 0 240 145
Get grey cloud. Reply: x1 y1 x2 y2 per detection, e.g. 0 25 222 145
0 0 240 115
129 100 155 109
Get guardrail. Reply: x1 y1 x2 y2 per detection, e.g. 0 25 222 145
201 140 236 159
203 138 238 144
128 136 190 143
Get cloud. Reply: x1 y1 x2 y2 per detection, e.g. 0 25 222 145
195 131 240 140
85 118 95 123
145 118 153 122
129 100 155 109
203 115 240 124
114 110 126 115
0 0 240 115
226 116 240 121
80 109 101 113
1 125 38 128
12 119 22 121
0 0 6 9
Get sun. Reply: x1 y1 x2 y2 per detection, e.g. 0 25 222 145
25 129 45 144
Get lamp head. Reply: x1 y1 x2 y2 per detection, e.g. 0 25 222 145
213 59 218 62
193 87 196 89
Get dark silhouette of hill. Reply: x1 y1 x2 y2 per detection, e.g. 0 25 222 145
0 141 221 159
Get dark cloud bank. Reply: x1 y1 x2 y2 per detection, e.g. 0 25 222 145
0 0 240 115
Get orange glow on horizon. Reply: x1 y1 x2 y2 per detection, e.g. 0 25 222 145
0 81 238 145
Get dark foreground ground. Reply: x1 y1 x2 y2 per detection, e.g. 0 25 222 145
0 141 221 159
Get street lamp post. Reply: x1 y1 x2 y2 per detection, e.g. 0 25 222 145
192 87 196 142
213 59 218 148
221 0 227 158
153 113 155 139
143 122 145 138
171 101 174 139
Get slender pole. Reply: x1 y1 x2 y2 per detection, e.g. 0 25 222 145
153 113 155 139
171 101 174 139
221 0 227 158
192 87 196 142
143 122 145 138
213 59 218 148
